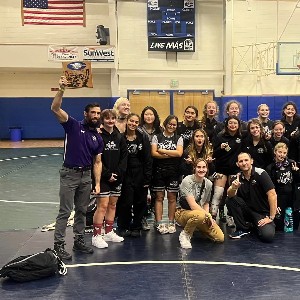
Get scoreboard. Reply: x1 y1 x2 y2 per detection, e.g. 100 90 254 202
147 0 195 52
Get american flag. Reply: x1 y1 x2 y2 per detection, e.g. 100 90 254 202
22 0 85 26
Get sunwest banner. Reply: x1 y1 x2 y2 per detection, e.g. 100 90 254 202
82 46 115 62
48 46 115 62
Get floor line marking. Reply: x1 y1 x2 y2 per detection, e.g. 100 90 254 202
66 260 300 272
0 199 59 205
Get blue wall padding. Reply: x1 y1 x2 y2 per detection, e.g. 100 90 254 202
247 96 275 120
0 97 117 139
2 95 300 139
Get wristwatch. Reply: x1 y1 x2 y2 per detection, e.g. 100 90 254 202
269 216 275 221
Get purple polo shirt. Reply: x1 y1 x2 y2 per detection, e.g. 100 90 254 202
61 116 103 167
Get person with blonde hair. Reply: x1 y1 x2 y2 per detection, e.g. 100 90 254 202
266 143 299 231
113 97 130 133
257 104 273 139
201 100 221 142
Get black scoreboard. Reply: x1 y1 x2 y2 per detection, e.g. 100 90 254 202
147 0 195 52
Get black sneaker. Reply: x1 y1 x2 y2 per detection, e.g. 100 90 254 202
73 236 94 254
131 229 141 237
229 230 250 239
117 229 131 237
54 242 72 260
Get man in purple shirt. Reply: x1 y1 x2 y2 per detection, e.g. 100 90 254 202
51 76 103 260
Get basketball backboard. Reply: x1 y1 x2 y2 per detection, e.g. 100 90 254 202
277 42 300 75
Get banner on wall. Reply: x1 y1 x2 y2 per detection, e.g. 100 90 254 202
82 46 115 62
147 0 195 52
62 61 93 88
48 46 79 61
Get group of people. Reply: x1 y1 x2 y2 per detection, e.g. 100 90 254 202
51 76 300 260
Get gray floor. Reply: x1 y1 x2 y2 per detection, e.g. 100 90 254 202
0 148 63 231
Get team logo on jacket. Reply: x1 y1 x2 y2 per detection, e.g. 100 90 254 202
278 171 292 184
235 138 241 143
105 141 117 150
257 148 264 153
92 136 97 141
182 130 193 142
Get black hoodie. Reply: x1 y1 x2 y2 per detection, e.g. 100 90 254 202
100 128 128 183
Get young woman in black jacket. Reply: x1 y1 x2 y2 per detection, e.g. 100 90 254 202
92 109 128 249
211 116 242 219
241 118 273 169
117 113 153 237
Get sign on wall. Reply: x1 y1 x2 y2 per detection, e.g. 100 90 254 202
48 46 79 61
48 46 115 62
82 46 115 62
147 0 195 52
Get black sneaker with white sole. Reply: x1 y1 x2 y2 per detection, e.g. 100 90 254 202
229 230 250 239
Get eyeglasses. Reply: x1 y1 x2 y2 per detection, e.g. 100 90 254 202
168 123 177 127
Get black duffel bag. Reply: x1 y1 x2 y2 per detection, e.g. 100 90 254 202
0 248 67 282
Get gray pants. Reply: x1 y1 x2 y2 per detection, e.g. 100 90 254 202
54 167 92 243
226 196 275 243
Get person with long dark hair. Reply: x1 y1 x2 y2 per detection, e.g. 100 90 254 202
281 101 300 140
269 120 289 149
117 113 152 237
139 106 162 142
241 118 273 169
177 105 201 149
211 116 242 220
151 115 183 234
139 106 162 230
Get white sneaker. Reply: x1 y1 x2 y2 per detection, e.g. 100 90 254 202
156 223 168 234
226 216 235 228
168 222 176 234
92 235 108 248
103 230 124 242
179 230 192 249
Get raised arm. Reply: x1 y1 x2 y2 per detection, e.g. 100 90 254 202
51 76 69 123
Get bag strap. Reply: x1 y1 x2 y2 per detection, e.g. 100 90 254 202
49 249 67 276
195 180 206 204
